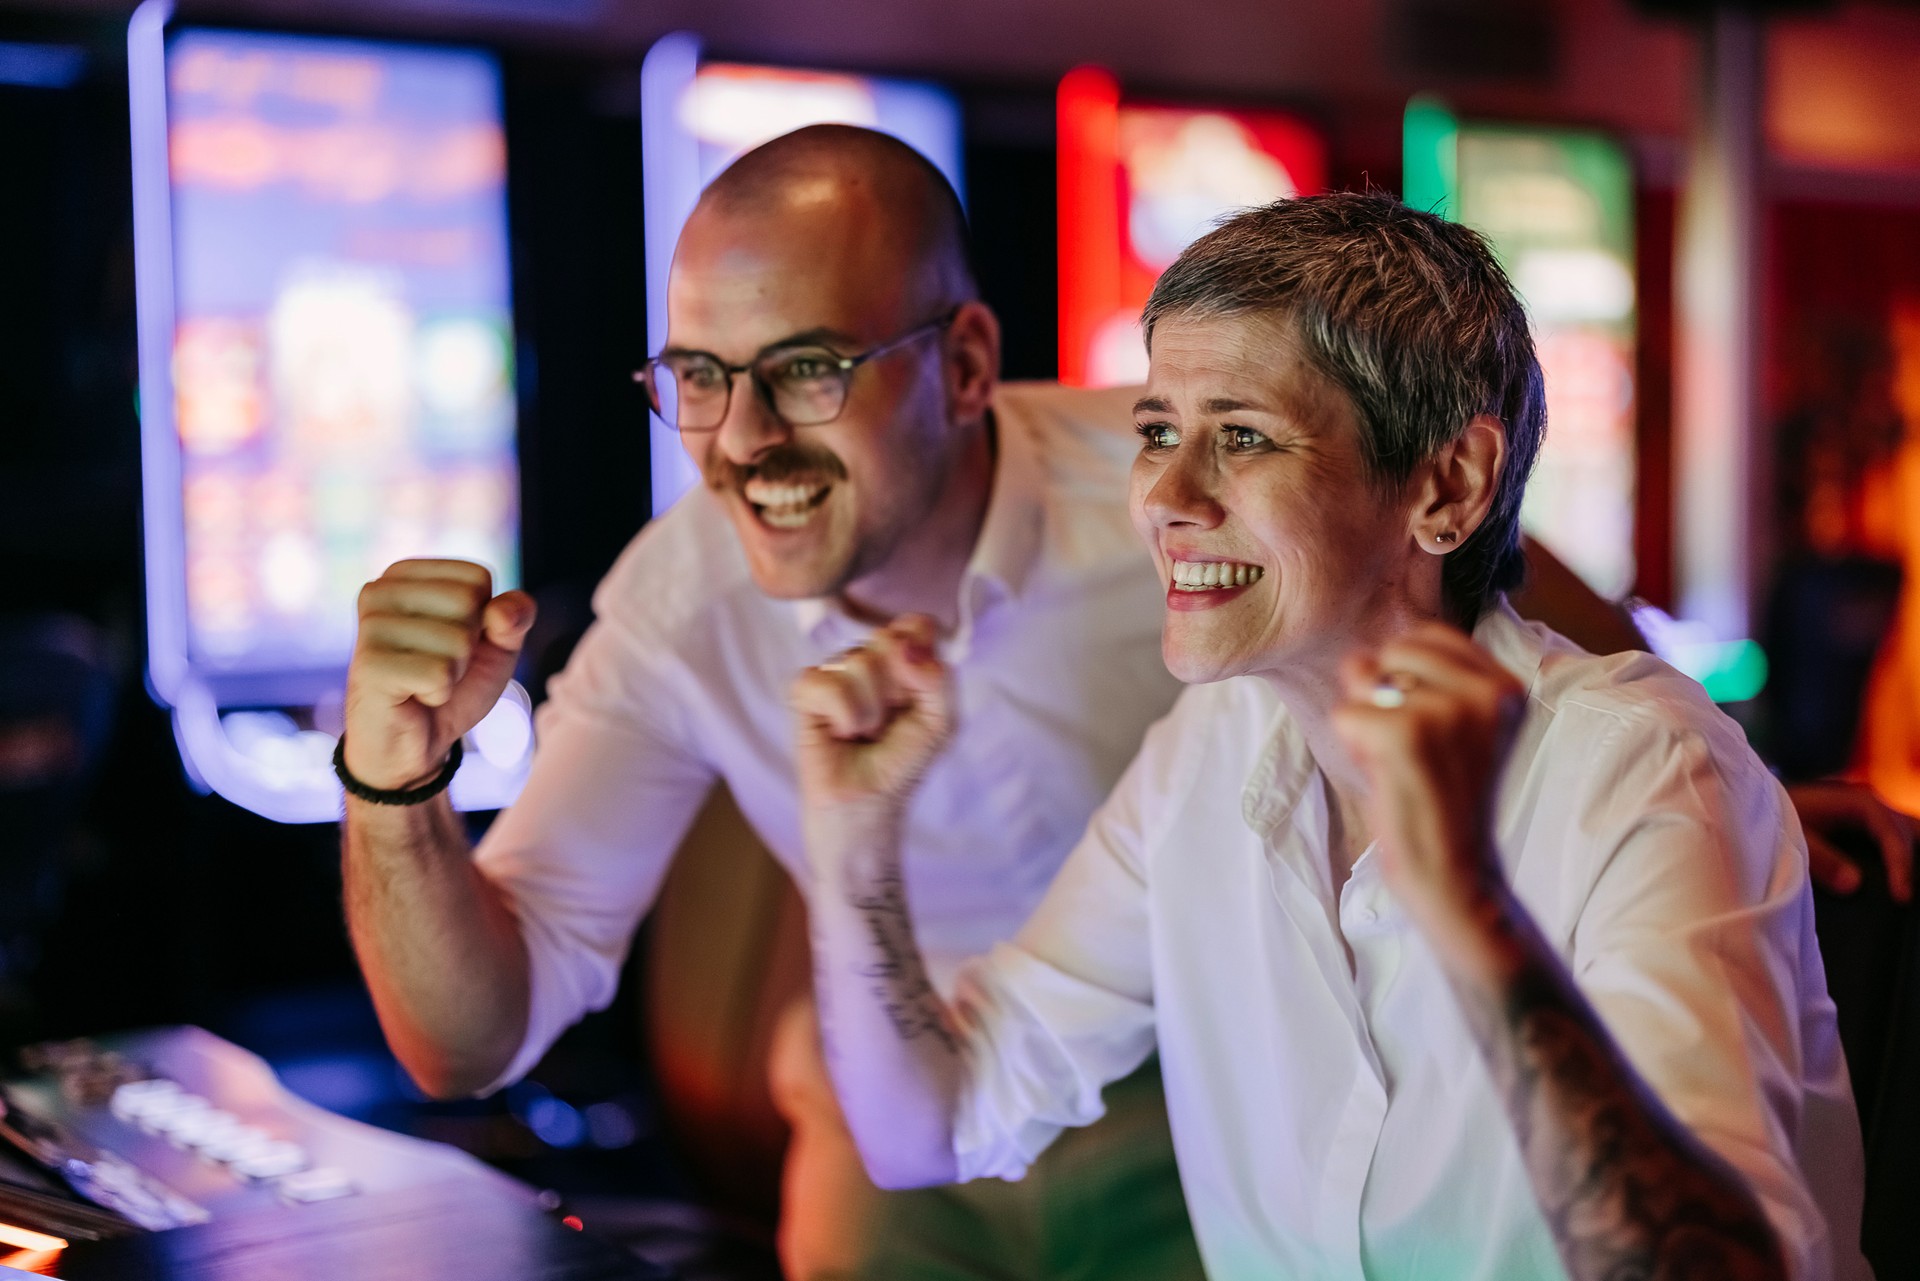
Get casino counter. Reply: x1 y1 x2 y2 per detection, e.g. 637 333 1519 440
0 1028 668 1280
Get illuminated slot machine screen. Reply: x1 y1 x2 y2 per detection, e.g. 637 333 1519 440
1056 66 1326 388
130 5 531 820
640 32 964 513
1405 98 1639 601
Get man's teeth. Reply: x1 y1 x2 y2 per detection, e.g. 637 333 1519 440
743 478 830 528
761 507 815 529
744 479 827 507
1170 560 1263 591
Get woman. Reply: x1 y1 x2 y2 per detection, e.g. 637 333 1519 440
791 194 1867 1280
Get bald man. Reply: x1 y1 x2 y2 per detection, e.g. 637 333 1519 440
339 126 1206 1279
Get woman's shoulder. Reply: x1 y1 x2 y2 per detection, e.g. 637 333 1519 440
1524 637 1768 801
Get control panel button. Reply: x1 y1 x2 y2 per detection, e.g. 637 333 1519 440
275 1166 357 1203
109 1078 182 1122
167 1108 244 1150
229 1139 308 1181
199 1125 275 1164
137 1094 214 1135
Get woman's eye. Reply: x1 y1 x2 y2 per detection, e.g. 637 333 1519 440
1221 426 1267 451
1135 422 1178 451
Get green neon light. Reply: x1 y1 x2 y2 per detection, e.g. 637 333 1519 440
1698 639 1769 704
1402 94 1459 218
1670 637 1769 704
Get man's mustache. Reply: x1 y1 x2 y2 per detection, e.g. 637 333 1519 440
706 440 850 493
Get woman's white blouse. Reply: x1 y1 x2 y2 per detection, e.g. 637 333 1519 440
950 603 1868 1281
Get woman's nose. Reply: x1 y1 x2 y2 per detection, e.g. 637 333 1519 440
1143 446 1225 529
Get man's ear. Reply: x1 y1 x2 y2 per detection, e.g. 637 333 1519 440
943 300 1000 423
1410 413 1506 554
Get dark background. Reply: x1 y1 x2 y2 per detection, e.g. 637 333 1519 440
4 0 1920 1225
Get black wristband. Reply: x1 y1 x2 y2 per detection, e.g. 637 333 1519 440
333 736 463 806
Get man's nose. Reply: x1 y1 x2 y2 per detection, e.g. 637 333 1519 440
714 375 793 468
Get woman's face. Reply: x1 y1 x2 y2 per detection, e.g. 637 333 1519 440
1128 312 1423 686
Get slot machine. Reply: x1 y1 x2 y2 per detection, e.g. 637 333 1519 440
130 2 534 822
1405 97 1642 604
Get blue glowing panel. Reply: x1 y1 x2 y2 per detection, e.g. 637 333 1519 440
145 28 517 687
641 33 963 513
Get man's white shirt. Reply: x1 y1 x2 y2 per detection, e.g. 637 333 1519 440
949 603 1869 1281
472 382 1180 1088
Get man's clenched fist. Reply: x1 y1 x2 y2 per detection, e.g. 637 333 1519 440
344 559 536 793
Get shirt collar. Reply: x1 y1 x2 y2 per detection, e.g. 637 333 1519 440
792 393 1048 646
1239 595 1547 841
1472 596 1548 697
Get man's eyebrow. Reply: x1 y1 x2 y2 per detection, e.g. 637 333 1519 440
656 327 863 363
1133 395 1173 414
764 326 862 352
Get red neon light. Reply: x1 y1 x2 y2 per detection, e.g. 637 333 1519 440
1057 66 1122 387
1056 68 1326 388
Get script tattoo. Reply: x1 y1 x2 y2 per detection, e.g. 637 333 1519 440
1453 909 1786 1281
847 866 957 1053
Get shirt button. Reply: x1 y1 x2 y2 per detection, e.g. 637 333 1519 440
1354 907 1378 925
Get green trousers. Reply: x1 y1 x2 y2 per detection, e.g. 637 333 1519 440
846 1059 1206 1281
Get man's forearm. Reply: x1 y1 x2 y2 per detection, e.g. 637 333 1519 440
806 803 962 1189
1435 889 1787 1281
342 798 530 1099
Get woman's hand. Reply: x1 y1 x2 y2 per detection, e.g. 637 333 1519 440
1330 622 1526 941
791 614 956 815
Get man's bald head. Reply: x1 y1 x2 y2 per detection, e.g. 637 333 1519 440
664 124 1001 605
690 124 977 319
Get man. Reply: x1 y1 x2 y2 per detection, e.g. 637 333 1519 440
339 125 1205 1279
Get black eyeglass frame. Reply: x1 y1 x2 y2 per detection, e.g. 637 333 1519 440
634 307 962 433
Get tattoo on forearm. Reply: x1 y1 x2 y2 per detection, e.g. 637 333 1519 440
847 866 957 1053
1452 907 1786 1281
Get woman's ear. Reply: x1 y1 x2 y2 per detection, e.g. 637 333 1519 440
943 300 1001 424
1411 414 1507 554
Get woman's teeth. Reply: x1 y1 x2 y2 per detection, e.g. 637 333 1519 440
1170 560 1263 591
743 478 830 529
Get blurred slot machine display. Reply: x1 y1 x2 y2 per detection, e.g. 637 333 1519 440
1406 97 1640 603
130 5 533 821
1055 66 1327 389
639 32 965 514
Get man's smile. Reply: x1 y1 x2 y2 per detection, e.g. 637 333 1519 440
742 475 835 530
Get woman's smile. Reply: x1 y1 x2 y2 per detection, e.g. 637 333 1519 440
1166 558 1265 611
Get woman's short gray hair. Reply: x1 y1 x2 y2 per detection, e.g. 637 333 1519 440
1141 192 1545 626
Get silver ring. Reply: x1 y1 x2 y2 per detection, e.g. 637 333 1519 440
818 643 870 676
1368 676 1411 709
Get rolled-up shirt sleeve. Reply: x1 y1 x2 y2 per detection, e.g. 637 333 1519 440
1558 703 1864 1280
472 602 716 1093
949 712 1170 1182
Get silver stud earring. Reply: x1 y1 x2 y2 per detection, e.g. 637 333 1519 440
1434 530 1457 546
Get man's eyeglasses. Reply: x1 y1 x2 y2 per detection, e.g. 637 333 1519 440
635 309 959 433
